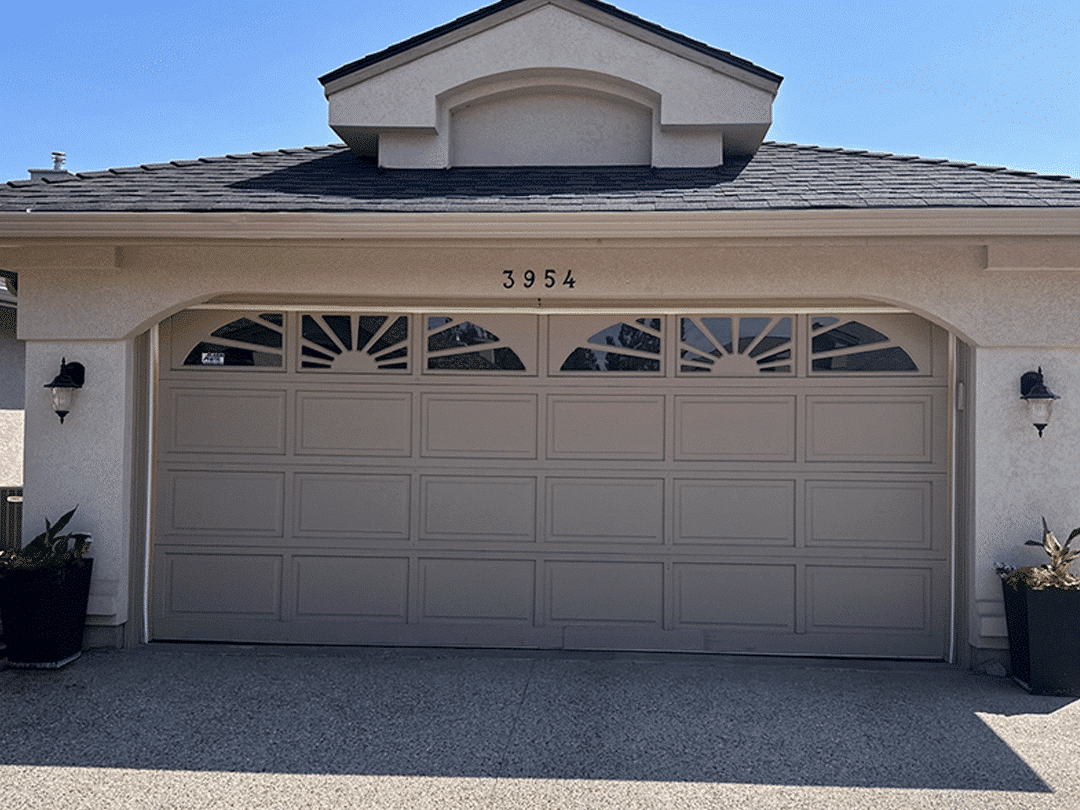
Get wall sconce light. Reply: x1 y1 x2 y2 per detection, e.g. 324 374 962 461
1020 367 1059 438
43 358 85 424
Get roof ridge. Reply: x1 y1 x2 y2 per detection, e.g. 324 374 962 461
762 141 1080 182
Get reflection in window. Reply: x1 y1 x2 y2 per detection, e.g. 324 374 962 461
810 318 918 372
183 313 284 367
301 314 409 371
560 319 663 372
679 316 792 375
426 318 525 371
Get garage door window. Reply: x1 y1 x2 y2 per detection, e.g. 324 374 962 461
181 313 284 368
425 317 527 371
299 314 410 372
810 317 919 373
678 316 793 375
559 318 663 372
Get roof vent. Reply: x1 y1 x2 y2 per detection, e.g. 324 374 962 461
29 151 73 181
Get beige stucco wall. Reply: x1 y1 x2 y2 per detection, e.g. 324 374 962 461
449 88 655 167
326 3 773 166
0 305 24 487
8 232 1080 349
0 410 23 487
4 216 1080 651
969 347 1080 649
21 340 133 627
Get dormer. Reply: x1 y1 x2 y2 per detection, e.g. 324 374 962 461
319 0 782 169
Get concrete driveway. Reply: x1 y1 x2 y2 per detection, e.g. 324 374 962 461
1 644 1077 809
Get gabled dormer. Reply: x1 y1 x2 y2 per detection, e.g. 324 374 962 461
319 0 782 169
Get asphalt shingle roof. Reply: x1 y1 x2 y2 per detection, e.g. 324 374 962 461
3 142 1079 214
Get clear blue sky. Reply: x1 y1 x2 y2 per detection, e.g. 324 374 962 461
2 0 1077 182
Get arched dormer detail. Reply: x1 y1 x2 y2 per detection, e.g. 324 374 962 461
322 0 781 169
442 69 658 167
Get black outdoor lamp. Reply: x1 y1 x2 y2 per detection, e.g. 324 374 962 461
1020 367 1059 438
44 358 85 425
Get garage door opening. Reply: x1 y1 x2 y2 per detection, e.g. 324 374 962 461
152 309 950 658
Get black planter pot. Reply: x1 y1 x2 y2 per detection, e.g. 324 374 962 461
1001 579 1080 697
0 557 93 669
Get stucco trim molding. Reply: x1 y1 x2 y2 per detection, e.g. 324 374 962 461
985 242 1080 271
1 209 1079 244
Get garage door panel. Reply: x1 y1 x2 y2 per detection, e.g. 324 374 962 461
675 396 795 461
548 561 664 625
807 565 934 633
807 395 933 462
295 473 410 538
167 471 284 536
675 479 795 545
421 476 536 540
807 480 935 549
547 478 663 543
422 394 537 458
420 558 535 621
157 310 949 657
547 395 664 459
294 555 409 620
160 552 281 616
168 388 287 454
675 563 795 629
297 392 411 456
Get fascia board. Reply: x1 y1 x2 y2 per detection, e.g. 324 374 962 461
551 0 781 94
1 209 1079 243
321 0 549 96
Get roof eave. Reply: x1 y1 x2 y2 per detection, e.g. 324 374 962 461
2 208 1078 244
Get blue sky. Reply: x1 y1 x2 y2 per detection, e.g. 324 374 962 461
2 0 1077 182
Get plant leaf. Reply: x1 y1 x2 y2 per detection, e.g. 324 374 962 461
50 506 77 537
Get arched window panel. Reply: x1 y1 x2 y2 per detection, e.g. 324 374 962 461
170 311 285 369
423 315 537 374
299 314 410 372
809 314 930 374
551 316 664 374
678 316 793 376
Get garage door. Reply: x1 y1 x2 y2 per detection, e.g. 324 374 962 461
153 309 950 657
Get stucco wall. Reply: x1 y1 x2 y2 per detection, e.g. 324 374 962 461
21 340 133 627
5 224 1080 652
0 410 23 488
969 347 1080 650
10 234 1080 349
326 3 773 167
0 305 24 486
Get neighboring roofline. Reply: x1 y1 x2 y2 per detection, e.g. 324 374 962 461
319 0 783 94
2 208 1079 244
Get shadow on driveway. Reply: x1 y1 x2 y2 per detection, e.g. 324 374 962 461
0 645 1071 792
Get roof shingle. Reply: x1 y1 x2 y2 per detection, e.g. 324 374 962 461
2 142 1078 214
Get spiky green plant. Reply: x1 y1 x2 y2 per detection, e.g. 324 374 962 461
0 506 91 572
1003 517 1080 591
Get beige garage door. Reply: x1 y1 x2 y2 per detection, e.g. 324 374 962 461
153 309 950 657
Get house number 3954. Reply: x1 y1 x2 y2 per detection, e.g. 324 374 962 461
502 269 577 289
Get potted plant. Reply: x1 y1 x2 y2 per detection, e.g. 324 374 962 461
0 506 93 669
996 517 1080 696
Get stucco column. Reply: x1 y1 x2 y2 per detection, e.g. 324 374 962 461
21 339 134 634
970 346 1080 652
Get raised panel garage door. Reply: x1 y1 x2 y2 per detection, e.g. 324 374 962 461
153 310 950 657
